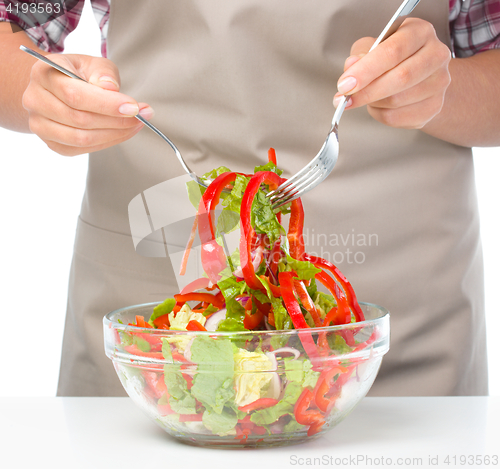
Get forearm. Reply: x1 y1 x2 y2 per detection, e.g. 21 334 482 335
0 23 44 133
422 49 500 147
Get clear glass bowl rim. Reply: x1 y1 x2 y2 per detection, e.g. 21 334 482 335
103 301 389 336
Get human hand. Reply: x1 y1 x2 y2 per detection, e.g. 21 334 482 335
333 18 451 129
22 54 153 156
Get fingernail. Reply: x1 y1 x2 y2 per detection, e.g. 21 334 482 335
98 76 119 89
138 106 155 120
337 76 357 95
333 94 353 109
119 103 139 116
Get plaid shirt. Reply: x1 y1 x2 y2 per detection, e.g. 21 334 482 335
1 1 500 58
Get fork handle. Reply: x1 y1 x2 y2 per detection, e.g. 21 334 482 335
332 0 421 126
19 45 201 183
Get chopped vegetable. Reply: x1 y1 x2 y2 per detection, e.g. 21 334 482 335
119 149 376 442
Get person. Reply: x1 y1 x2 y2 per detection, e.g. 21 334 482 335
1 0 499 397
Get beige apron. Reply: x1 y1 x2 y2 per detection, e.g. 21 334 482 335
57 0 488 396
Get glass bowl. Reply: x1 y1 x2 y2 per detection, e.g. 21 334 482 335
103 302 389 448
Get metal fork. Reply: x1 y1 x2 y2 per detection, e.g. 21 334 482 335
268 0 421 209
20 45 209 189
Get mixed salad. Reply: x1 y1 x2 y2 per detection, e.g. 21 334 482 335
115 149 378 442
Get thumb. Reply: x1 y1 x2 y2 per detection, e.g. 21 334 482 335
77 56 122 92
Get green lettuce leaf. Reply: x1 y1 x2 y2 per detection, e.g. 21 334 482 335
217 318 247 332
282 255 321 280
203 166 232 181
185 180 205 210
161 339 197 414
202 407 239 436
217 275 247 302
254 161 283 175
314 291 337 319
221 174 249 214
258 277 293 331
284 357 320 389
148 298 176 327
190 336 235 414
283 416 306 432
132 335 151 352
251 190 285 243
327 333 352 355
249 381 303 425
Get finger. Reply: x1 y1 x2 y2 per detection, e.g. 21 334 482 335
32 59 142 117
336 19 436 96
368 69 450 110
29 113 145 150
367 95 445 130
345 42 450 109
343 54 363 72
29 86 154 130
350 37 376 57
45 130 145 157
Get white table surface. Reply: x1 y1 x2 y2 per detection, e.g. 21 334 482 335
2 396 499 469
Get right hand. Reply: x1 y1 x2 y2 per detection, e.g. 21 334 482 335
22 54 153 156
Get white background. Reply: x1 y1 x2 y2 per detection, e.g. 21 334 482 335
1 2 499 397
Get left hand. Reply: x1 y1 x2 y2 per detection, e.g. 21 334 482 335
333 18 452 130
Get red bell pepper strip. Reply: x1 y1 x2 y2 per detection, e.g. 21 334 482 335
156 373 168 396
243 309 264 330
238 414 252 424
252 295 272 316
287 199 305 261
141 371 170 399
294 388 325 436
252 425 267 435
172 351 191 363
238 398 279 413
235 427 251 443
134 315 152 328
352 329 378 353
197 172 239 282
179 213 198 276
322 306 339 327
259 275 281 297
293 279 322 327
186 320 207 331
153 314 170 329
267 312 275 327
279 271 321 365
267 238 283 279
134 332 163 347
175 293 223 309
179 277 211 295
313 366 347 413
179 413 203 422
174 292 224 309
304 254 364 322
279 271 309 329
239 171 283 290
268 147 277 165
124 345 164 360
315 271 351 325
